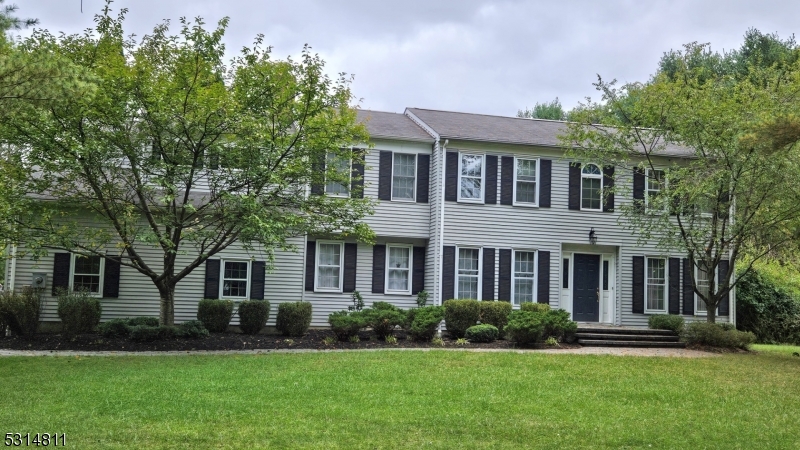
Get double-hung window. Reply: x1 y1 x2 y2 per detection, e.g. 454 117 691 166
456 247 481 299
71 254 104 295
458 154 484 202
645 257 666 312
512 250 537 305
646 169 666 212
581 164 603 211
325 152 351 196
392 153 416 201
315 241 344 292
695 262 712 314
220 260 250 299
386 244 413 294
514 158 538 205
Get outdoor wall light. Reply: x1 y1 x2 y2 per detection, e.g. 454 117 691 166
589 228 597 245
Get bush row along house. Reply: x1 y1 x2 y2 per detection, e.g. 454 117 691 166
4 108 734 328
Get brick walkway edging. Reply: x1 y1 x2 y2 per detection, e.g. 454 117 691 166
0 347 718 358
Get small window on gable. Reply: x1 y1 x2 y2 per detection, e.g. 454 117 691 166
71 254 104 295
392 153 416 201
458 154 484 202
581 164 602 211
221 260 250 299
514 158 538 205
325 152 351 196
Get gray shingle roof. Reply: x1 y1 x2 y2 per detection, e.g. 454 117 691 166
406 107 693 157
357 109 433 142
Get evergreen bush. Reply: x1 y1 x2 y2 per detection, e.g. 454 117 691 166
443 299 480 338
0 287 41 336
197 299 234 333
465 324 499 343
648 314 685 333
328 311 367 341
408 306 444 341
479 301 512 334
276 301 312 337
56 290 102 335
238 300 270 335
683 322 756 349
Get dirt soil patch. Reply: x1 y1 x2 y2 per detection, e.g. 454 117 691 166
0 329 581 352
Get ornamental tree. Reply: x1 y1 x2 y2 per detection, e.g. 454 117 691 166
0 4 373 325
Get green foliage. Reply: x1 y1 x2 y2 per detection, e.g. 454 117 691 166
328 311 367 341
365 304 405 339
431 336 445 347
407 306 444 341
443 299 481 338
465 324 499 343
504 311 545 345
683 322 756 349
736 266 800 344
56 290 102 335
520 303 551 313
97 317 208 339
127 317 160 327
97 318 131 338
415 290 429 307
197 299 234 333
0 287 41 336
517 98 567 121
648 314 686 333
0 0 38 32
175 320 209 339
128 325 175 342
545 336 558 346
348 335 360 343
322 336 336 346
237 300 270 335
349 291 365 312
276 302 312 337
541 309 578 341
479 301 512 334
385 335 398 345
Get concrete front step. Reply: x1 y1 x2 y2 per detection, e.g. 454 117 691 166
577 327 678 336
578 339 687 348
576 333 680 342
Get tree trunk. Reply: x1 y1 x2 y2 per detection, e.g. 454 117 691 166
158 283 175 326
706 301 717 323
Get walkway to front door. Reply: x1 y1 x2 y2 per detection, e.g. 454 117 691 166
573 253 600 322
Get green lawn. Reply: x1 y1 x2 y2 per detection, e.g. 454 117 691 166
1 350 799 449
753 343 800 355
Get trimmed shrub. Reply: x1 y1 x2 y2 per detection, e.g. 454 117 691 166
276 301 312 337
0 287 41 337
128 324 175 342
371 301 399 311
480 301 512 334
444 299 481 338
541 308 578 341
504 310 545 345
197 299 234 333
97 318 132 338
465 324 499 343
329 311 367 341
57 290 102 335
736 266 800 345
408 306 444 341
128 317 160 327
238 300 271 335
521 302 551 313
683 322 756 350
365 307 406 339
649 314 685 333
175 320 209 338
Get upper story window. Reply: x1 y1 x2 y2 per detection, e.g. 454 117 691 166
325 152 351 196
221 260 250 299
645 257 666 312
458 154 484 202
514 158 538 205
512 250 537 305
695 262 712 314
315 241 344 292
581 164 602 211
72 254 104 295
386 244 413 294
456 247 481 299
646 169 666 212
392 153 416 201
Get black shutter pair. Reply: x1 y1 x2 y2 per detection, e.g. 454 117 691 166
568 162 614 211
632 256 681 314
205 259 268 299
310 150 365 198
302 241 357 293
371 244 426 294
52 252 121 298
378 151 430 203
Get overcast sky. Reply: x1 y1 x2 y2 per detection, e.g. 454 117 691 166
13 0 800 116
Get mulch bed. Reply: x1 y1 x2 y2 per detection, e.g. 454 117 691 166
0 329 580 352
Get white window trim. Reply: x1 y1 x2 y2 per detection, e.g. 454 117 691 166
391 152 417 202
511 249 538 306
580 163 603 212
219 259 251 300
457 153 486 203
645 168 667 213
324 152 352 198
315 240 345 292
644 257 667 314
694 263 716 316
455 246 482 300
385 243 414 295
69 253 105 297
512 157 539 207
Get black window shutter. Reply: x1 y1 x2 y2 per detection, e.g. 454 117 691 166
305 242 316 292
633 168 645 212
539 159 552 207
718 260 730 316
445 152 458 201
103 256 121 298
537 251 550 304
416 154 430 204
442 246 456 300
498 249 511 301
485 155 498 204
351 150 365 199
482 248 495 300
603 165 615 212
668 258 680 315
52 253 71 296
372 245 386 293
632 256 644 313
500 156 514 205
250 261 266 300
568 162 581 210
343 243 357 293
204 259 221 299
310 155 325 195
682 258 694 315
412 246 426 294
378 151 392 201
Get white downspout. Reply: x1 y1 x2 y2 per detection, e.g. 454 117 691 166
301 236 307 302
437 139 448 307
8 244 17 292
